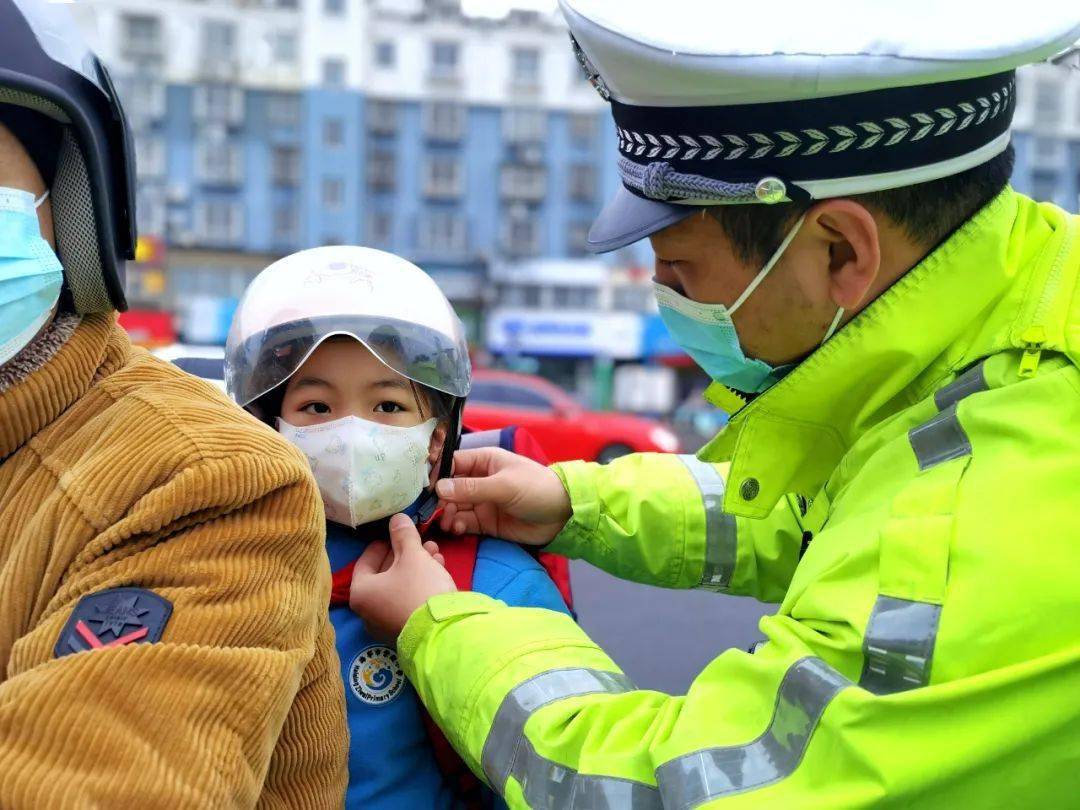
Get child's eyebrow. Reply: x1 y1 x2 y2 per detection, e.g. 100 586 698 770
290 376 333 390
369 378 410 391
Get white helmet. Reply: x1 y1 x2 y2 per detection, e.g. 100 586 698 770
225 246 471 409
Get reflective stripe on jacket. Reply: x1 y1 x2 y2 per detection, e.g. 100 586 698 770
397 188 1080 808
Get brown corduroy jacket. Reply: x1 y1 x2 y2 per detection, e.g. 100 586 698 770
0 314 348 808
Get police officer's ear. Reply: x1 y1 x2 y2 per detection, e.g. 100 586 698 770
805 200 885 313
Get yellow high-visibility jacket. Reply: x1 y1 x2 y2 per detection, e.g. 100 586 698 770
400 189 1080 808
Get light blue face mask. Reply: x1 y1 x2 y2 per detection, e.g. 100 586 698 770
0 187 63 367
654 214 844 394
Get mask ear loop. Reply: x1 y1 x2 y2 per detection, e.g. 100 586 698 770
34 190 50 208
728 213 807 316
821 307 845 344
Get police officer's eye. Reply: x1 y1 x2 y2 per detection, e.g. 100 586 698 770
374 401 406 414
302 402 331 415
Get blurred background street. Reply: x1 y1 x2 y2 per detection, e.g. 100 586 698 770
69 0 1080 691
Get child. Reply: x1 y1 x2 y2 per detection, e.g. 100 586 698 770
224 246 571 809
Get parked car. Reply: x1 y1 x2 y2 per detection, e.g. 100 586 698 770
465 368 681 463
148 346 680 462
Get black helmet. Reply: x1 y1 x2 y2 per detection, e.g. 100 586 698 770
0 0 136 312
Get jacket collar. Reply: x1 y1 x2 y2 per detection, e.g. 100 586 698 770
0 313 126 461
702 188 1076 518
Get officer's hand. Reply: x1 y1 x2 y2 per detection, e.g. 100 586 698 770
349 514 456 642
435 447 572 546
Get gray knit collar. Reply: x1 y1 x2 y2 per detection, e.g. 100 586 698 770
0 314 81 394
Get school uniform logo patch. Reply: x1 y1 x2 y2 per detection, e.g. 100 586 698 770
349 645 405 706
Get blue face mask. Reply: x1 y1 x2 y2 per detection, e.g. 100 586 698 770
654 214 844 394
0 188 63 367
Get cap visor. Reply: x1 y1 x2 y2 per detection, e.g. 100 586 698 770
587 186 697 254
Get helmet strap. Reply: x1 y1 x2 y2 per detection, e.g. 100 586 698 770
413 396 464 527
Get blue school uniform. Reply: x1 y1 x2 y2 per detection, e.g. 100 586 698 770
326 520 571 809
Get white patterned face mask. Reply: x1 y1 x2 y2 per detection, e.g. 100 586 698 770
278 415 438 528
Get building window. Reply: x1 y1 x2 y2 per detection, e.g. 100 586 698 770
613 285 653 312
423 102 464 141
497 282 542 307
322 58 347 88
324 0 346 14
568 163 595 202
267 93 300 126
272 204 299 242
368 211 393 246
1034 79 1063 127
195 200 243 245
271 145 300 186
1032 172 1057 203
503 108 546 143
1033 136 1062 165
201 20 237 71
511 47 540 86
136 190 166 240
135 136 167 179
368 99 398 134
367 149 396 191
322 177 345 210
195 136 243 185
269 31 298 64
567 221 590 256
323 117 345 147
193 84 243 124
430 41 460 79
419 211 467 254
122 77 166 120
552 286 598 309
568 113 596 144
500 164 546 201
121 14 162 61
375 41 396 68
423 156 463 199
503 213 540 256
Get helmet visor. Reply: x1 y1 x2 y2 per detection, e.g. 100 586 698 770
225 313 471 407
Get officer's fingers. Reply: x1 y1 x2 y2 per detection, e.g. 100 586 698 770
449 447 496 478
422 540 440 557
438 502 458 532
435 472 517 507
388 513 424 559
353 540 391 577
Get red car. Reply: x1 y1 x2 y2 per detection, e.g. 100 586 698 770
464 368 681 463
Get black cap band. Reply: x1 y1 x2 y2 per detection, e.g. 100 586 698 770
612 71 1016 201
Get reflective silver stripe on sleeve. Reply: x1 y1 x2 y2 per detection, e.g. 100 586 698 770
656 657 850 810
511 736 662 809
481 668 658 806
908 404 971 470
859 596 942 695
677 455 737 591
933 361 988 411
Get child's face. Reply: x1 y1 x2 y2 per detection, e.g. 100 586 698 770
281 338 430 429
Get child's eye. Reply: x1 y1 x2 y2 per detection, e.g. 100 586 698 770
301 402 331 415
374 401 406 414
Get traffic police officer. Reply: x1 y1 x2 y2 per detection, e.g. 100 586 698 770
349 1 1080 806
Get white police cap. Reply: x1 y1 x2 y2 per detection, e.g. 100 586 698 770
561 0 1080 253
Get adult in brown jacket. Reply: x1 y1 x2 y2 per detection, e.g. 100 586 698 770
0 1 347 805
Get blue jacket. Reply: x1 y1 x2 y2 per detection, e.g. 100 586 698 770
326 520 571 809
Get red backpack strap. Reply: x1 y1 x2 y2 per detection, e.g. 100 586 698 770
418 534 484 808
437 535 477 592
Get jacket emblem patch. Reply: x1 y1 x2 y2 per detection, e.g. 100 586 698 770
54 587 173 658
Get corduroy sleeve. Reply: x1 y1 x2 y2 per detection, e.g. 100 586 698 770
0 452 348 809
